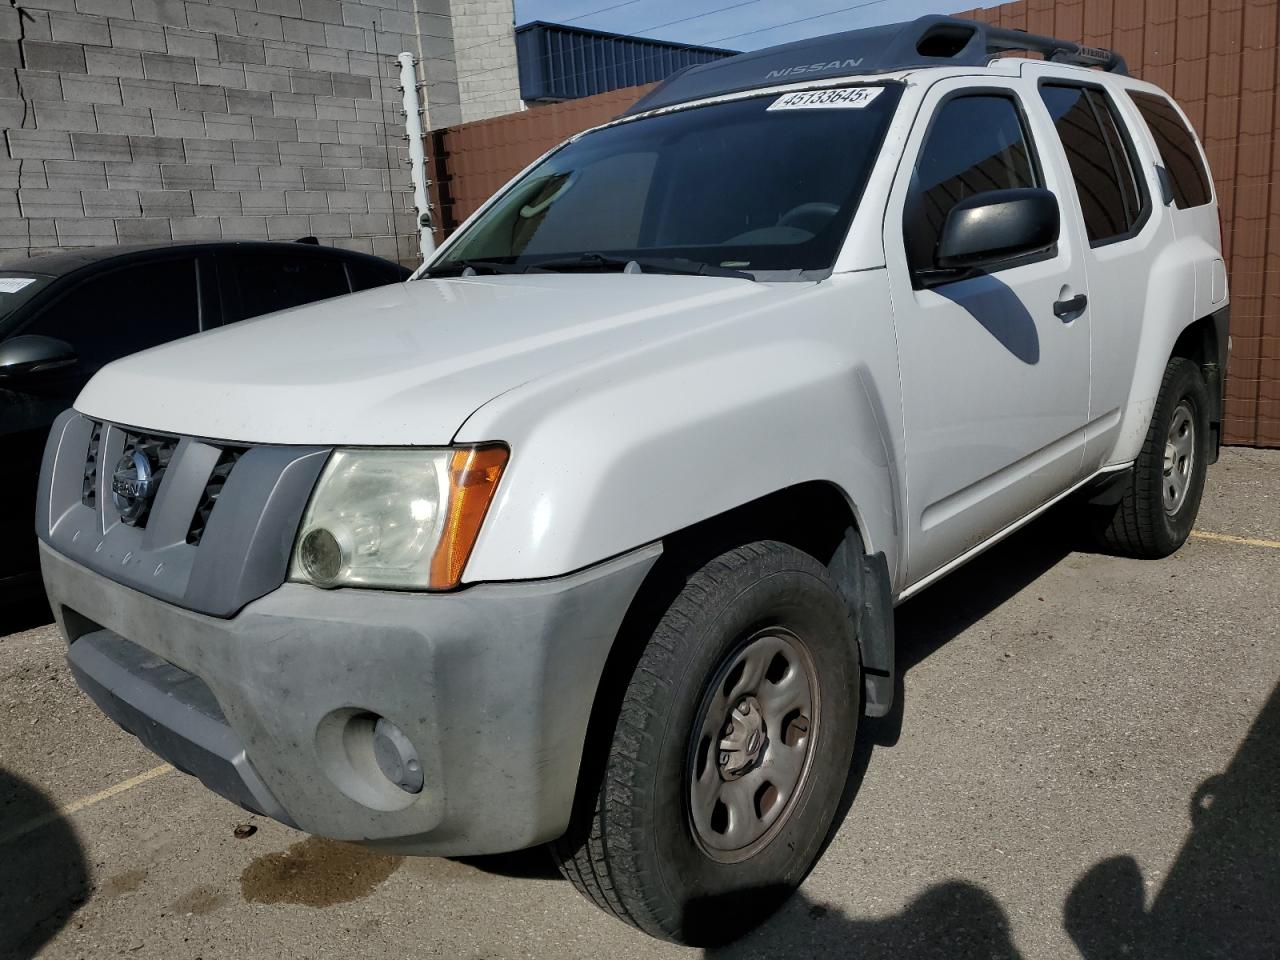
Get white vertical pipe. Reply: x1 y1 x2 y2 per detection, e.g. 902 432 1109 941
398 51 435 260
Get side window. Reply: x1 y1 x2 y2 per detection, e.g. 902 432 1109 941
28 259 199 372
905 94 1040 274
1039 84 1144 244
1128 91 1212 209
230 253 350 320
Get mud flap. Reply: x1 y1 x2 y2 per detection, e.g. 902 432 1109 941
828 533 895 718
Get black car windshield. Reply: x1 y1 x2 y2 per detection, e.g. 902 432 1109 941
428 84 902 279
0 273 54 326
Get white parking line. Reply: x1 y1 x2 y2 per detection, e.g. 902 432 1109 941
0 763 172 846
1191 530 1280 550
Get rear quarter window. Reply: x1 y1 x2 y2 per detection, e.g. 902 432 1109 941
228 252 351 320
1128 91 1212 209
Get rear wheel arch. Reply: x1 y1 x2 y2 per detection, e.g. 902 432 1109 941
1169 308 1227 458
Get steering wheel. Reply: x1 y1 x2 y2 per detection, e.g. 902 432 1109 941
777 202 840 236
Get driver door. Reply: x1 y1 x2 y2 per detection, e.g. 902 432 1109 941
885 77 1092 588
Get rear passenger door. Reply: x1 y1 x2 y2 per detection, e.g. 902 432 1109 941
1030 71 1167 471
218 250 352 323
884 77 1093 587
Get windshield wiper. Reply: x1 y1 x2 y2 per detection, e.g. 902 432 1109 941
526 253 755 281
424 258 523 277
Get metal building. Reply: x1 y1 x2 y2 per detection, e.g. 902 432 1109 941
514 21 737 103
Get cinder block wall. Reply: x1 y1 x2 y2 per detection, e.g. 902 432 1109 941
0 0 490 264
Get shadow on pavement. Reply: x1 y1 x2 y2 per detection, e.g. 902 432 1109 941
0 768 90 958
0 592 54 636
1065 680 1280 959
452 847 562 880
702 884 1022 959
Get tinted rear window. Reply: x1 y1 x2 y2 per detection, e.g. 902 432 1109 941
1040 84 1144 244
228 253 351 319
348 258 406 291
1128 91 1212 209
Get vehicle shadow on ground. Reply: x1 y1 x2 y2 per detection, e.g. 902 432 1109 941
0 768 90 958
703 884 1023 959
0 593 54 636
1065 678 1280 960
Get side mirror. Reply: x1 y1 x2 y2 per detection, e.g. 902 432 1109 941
0 335 77 381
936 188 1060 270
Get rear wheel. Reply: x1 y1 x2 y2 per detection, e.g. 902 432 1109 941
1094 356 1210 557
553 541 862 945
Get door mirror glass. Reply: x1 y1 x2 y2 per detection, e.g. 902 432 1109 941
0 334 77 381
935 188 1060 270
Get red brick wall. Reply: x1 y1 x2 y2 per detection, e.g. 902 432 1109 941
428 84 656 237
432 1 1279 446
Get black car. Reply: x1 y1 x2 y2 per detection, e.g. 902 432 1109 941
0 240 410 600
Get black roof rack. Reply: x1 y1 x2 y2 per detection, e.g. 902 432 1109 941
625 15 1128 115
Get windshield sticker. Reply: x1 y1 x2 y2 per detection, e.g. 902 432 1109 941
0 277 38 293
768 87 884 111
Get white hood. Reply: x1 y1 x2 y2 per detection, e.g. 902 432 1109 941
75 273 783 445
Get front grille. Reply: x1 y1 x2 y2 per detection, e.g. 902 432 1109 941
45 411 331 617
186 447 245 545
81 421 102 507
116 432 178 528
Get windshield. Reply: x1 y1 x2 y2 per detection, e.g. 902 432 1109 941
0 273 54 326
428 85 902 279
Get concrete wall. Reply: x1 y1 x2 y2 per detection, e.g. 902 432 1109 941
447 0 521 122
0 0 523 263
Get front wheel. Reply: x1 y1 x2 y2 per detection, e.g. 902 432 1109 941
1093 356 1210 557
553 541 862 945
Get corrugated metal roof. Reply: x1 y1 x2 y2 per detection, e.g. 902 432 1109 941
515 20 736 102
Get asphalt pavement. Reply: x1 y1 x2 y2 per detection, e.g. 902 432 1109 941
1 448 1276 960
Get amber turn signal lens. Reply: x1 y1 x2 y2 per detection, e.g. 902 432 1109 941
429 444 508 589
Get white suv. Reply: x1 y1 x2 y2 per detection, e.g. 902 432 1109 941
38 15 1227 945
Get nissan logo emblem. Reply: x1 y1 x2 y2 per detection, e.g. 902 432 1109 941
111 449 155 524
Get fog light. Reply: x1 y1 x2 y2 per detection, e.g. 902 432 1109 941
372 718 423 794
299 527 344 585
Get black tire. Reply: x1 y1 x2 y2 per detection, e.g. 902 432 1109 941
1094 356 1210 558
552 541 862 945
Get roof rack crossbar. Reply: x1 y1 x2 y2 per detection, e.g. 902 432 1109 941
982 24 1128 74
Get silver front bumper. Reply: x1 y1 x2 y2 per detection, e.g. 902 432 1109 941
43 540 659 856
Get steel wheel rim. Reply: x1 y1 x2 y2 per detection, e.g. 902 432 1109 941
687 627 820 863
1163 400 1196 515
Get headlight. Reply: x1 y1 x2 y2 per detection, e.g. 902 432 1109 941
290 445 508 590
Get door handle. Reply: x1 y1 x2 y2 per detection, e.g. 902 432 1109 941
1054 293 1087 320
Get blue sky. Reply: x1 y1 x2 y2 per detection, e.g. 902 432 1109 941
513 0 1006 52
